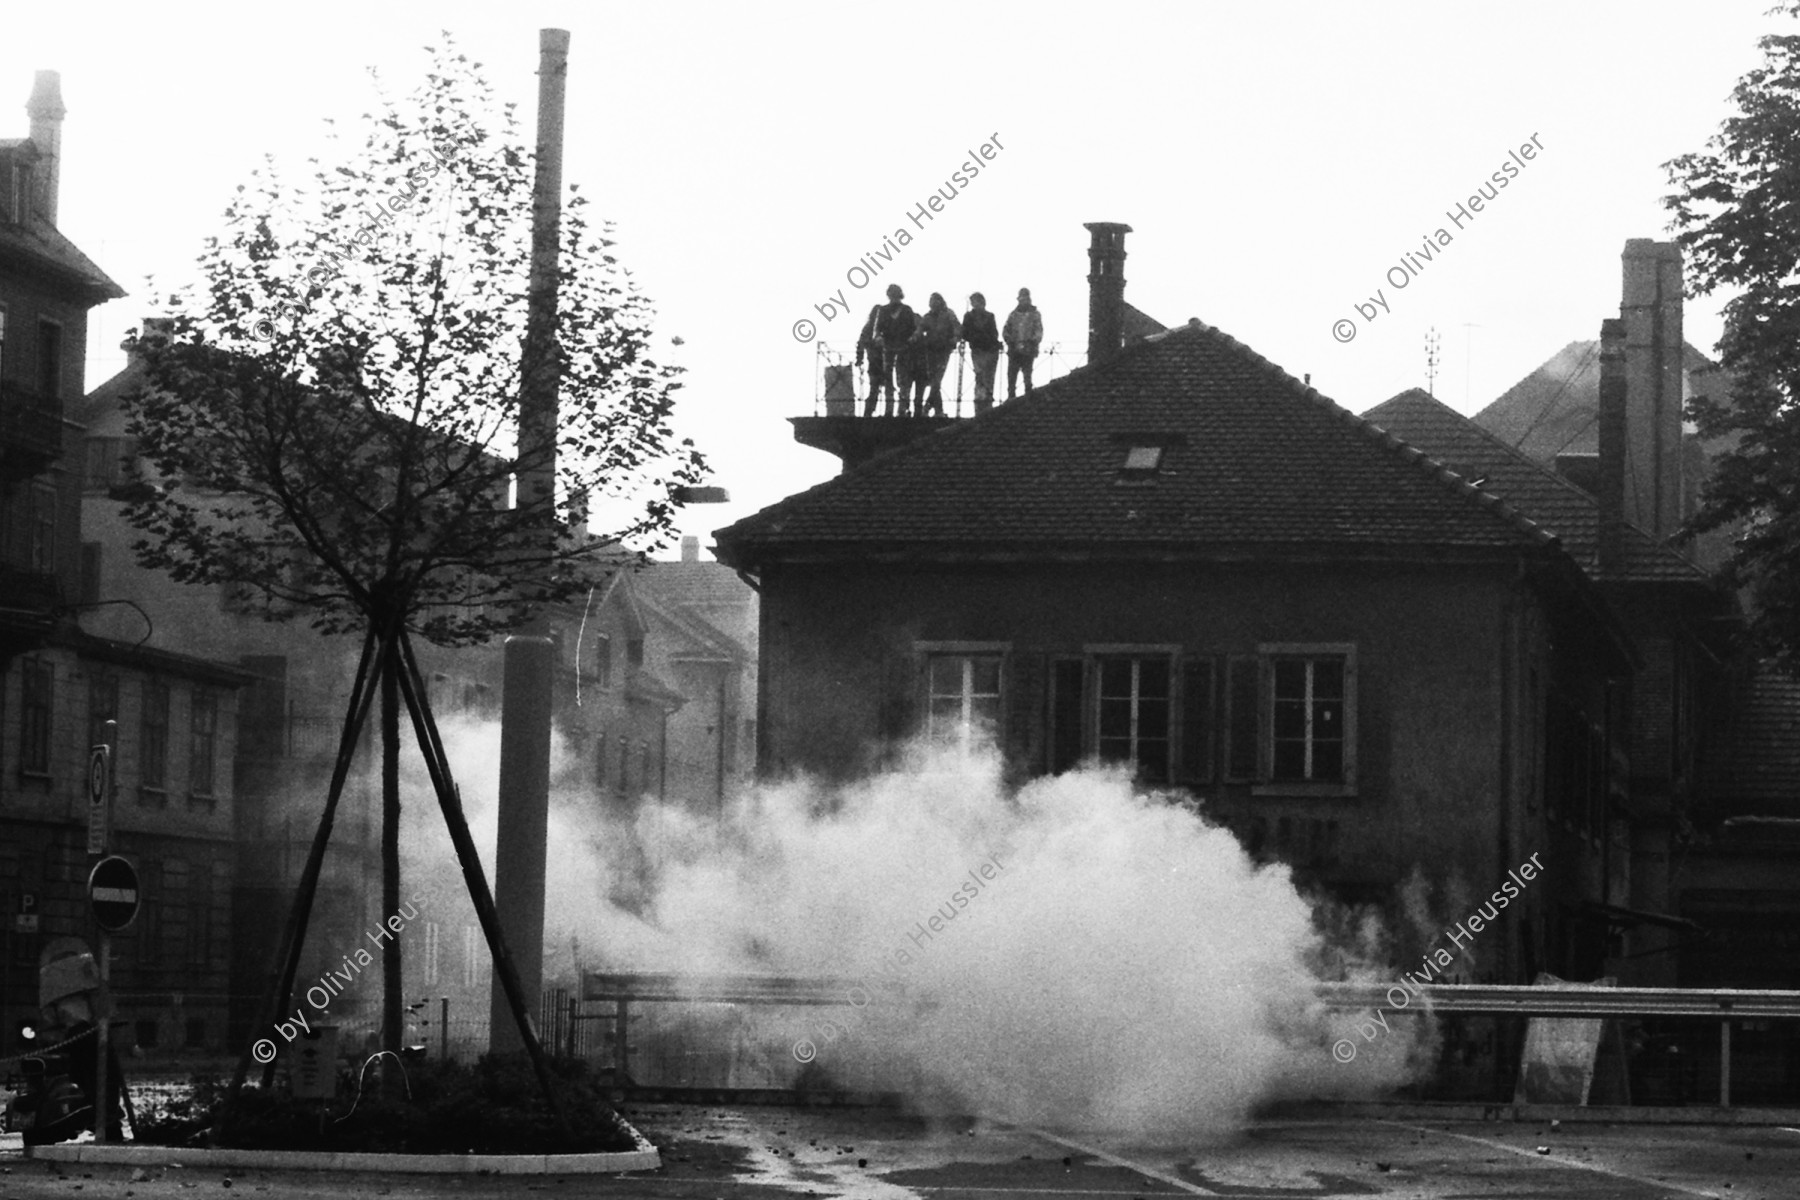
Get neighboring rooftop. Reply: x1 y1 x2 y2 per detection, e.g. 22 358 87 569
1364 388 1710 584
1472 338 1721 464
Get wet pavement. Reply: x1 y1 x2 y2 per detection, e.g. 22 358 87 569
4 1105 1798 1198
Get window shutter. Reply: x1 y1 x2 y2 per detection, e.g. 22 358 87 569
1007 652 1044 770
1225 655 1259 781
1179 657 1215 784
1049 658 1086 774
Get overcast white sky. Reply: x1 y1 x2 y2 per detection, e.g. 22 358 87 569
3 1 1774 545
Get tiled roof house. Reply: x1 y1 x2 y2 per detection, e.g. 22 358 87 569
717 225 1639 988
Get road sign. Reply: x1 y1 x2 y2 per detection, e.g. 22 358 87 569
86 744 111 856
87 856 140 933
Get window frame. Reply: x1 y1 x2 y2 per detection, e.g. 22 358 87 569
1252 642 1358 797
27 482 55 574
140 678 170 800
35 317 62 402
916 641 1009 752
1086 643 1180 785
189 688 219 802
19 657 52 777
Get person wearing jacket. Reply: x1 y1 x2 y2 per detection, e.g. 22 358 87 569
918 293 962 417
873 284 918 416
855 302 886 417
961 292 1000 413
1003 287 1043 399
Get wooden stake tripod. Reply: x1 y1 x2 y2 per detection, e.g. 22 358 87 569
225 623 572 1135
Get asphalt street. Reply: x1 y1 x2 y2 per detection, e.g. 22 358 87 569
3 1106 1797 1199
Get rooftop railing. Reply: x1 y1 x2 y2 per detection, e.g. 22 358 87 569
807 341 1088 418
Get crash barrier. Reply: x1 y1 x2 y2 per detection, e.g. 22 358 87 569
1314 981 1800 1107
581 972 1800 1107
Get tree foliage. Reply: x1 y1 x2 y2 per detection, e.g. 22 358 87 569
122 38 706 646
1665 1 1800 668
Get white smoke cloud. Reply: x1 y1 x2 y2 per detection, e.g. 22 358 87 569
399 722 1433 1138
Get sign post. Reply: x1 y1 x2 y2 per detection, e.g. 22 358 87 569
87 853 138 1144
86 745 111 857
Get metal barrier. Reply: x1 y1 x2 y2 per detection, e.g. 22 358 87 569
583 972 1800 1107
1314 981 1800 1107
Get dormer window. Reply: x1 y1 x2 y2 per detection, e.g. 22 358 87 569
1113 433 1184 482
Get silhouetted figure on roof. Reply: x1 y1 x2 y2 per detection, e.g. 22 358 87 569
962 292 1000 414
919 293 961 417
856 303 886 416
874 284 918 417
1004 288 1042 400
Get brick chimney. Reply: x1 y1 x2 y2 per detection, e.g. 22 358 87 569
1085 222 1132 368
681 534 700 563
26 70 64 226
1619 240 1684 539
1597 318 1627 577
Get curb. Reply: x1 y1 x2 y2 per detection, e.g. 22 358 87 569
26 1118 661 1175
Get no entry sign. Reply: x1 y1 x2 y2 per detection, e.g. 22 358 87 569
87 856 140 933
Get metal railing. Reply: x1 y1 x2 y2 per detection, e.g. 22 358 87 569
809 341 1087 418
1315 981 1800 1107
582 972 1800 1107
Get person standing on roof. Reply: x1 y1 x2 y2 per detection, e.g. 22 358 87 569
874 284 918 417
918 293 962 417
856 302 886 417
1004 287 1043 400
962 292 1000 414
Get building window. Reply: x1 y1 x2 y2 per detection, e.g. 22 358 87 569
10 163 31 224
19 658 52 775
594 634 612 688
190 690 218 798
1270 656 1345 782
627 637 645 669
187 901 211 968
462 925 485 987
79 541 101 606
423 922 441 986
88 672 119 756
926 654 1003 751
1097 656 1171 784
1546 690 1605 837
141 680 169 796
28 483 55 573
83 437 135 494
36 319 61 401
1256 643 1358 794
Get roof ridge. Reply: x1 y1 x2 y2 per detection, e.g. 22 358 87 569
1185 321 1559 551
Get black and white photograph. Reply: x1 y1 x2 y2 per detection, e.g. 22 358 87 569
2 2 1800 1196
